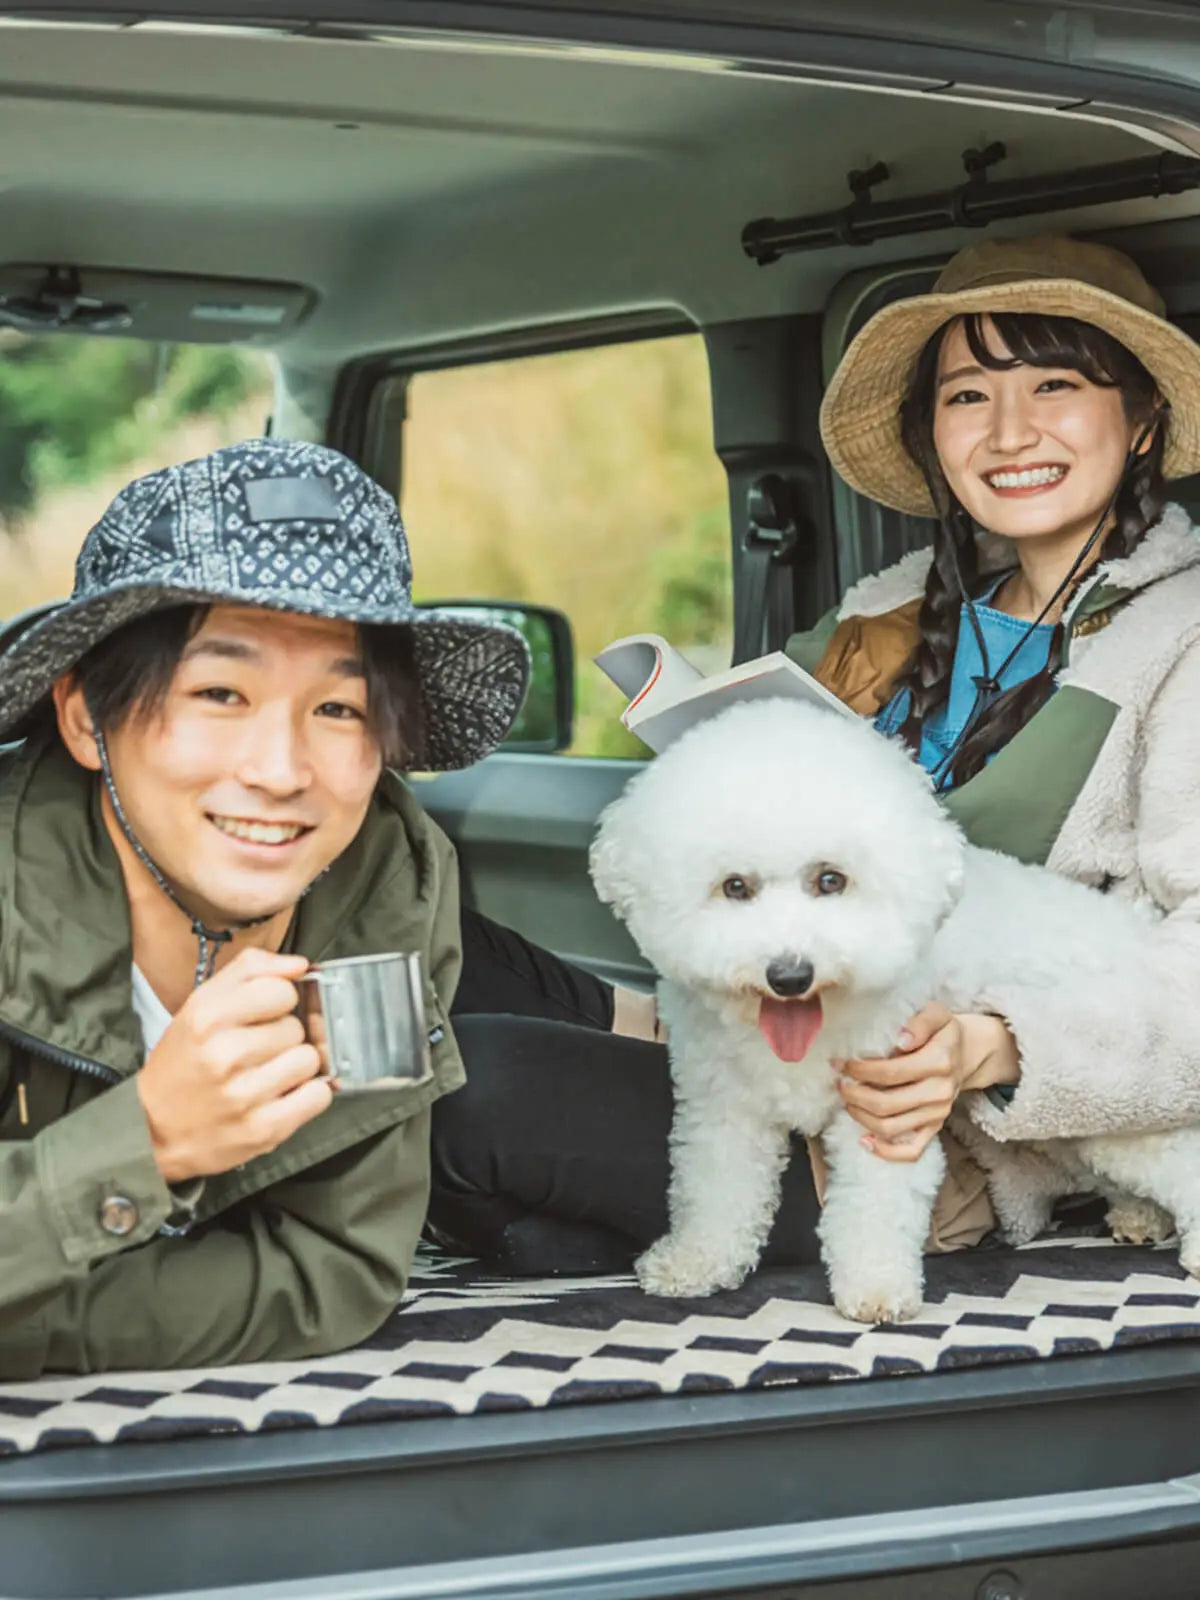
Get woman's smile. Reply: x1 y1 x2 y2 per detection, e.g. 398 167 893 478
981 461 1070 496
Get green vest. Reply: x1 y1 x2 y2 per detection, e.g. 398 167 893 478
787 583 1124 867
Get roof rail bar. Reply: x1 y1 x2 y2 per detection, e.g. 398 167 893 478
743 151 1200 264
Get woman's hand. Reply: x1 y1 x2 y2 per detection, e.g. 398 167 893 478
611 986 661 1042
836 1004 1020 1162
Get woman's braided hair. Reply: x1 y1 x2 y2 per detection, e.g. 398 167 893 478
892 312 1167 786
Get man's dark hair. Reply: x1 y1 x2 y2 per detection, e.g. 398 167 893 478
68 604 424 768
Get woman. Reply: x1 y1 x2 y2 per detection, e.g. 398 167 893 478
437 232 1200 1274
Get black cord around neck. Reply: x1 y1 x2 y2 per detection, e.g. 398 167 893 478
91 722 272 988
924 408 1161 793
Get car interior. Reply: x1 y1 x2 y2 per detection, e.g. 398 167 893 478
5 9 1200 1598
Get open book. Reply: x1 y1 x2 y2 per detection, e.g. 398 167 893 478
594 632 855 754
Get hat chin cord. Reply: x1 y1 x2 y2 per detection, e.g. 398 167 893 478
925 406 1163 790
91 721 275 989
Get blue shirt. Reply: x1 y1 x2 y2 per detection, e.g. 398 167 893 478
876 581 1054 790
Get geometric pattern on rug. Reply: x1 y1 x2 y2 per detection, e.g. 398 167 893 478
2 1234 1197 1457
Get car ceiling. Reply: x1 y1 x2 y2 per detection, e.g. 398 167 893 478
2 19 1199 372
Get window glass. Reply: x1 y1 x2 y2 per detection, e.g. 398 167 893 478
0 332 274 615
400 333 732 757
825 270 939 592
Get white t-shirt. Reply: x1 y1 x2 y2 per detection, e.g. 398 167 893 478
131 963 173 1059
131 964 207 1213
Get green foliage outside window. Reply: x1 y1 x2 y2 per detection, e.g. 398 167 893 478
0 327 732 767
0 332 267 523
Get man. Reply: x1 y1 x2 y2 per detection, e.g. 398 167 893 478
0 438 528 1379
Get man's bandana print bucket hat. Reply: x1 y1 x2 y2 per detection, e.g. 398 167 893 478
0 438 530 770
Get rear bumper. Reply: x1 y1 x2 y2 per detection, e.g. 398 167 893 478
3 1344 1200 1598
92 1476 1200 1600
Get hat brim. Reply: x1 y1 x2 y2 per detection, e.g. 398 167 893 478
820 278 1200 516
0 582 530 771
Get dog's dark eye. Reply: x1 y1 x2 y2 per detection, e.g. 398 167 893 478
814 868 848 897
721 875 756 901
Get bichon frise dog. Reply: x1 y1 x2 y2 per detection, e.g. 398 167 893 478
589 697 1197 1323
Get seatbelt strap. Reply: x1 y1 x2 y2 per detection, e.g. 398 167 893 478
733 472 798 664
733 543 772 663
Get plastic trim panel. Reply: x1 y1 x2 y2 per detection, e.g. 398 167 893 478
3 1347 1200 1597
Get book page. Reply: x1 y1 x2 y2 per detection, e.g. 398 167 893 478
677 651 851 719
627 651 855 753
593 633 703 724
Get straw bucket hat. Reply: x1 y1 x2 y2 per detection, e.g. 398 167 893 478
819 234 1200 517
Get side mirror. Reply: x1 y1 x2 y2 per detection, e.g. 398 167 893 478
419 600 575 754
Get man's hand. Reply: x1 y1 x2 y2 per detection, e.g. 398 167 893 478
836 1004 1020 1163
137 948 332 1185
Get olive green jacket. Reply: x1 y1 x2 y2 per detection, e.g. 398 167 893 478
0 737 464 1379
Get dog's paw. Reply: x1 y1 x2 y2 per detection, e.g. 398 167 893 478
1177 1230 1200 1280
827 1262 924 1325
993 1200 1054 1249
984 1176 1055 1248
832 1287 923 1326
1106 1196 1176 1246
635 1236 750 1299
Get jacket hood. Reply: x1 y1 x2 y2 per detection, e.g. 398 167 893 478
837 502 1200 622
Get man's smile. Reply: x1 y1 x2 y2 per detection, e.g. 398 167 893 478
207 814 313 846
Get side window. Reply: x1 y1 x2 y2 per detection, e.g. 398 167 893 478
1167 313 1200 526
0 333 274 613
398 332 732 758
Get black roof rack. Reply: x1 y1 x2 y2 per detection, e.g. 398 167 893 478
743 150 1200 264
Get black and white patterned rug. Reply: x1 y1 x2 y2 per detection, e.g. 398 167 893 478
2 1235 1198 1458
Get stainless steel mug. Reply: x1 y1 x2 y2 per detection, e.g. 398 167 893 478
297 952 433 1090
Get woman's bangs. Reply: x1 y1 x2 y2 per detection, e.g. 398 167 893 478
962 311 1122 388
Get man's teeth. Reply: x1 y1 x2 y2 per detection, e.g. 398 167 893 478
987 465 1066 489
211 816 306 844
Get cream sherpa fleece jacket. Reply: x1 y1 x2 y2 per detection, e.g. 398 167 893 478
837 502 1200 1145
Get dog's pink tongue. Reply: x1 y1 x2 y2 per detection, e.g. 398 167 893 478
758 996 823 1061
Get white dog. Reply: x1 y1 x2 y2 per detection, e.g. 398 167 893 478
589 697 1198 1324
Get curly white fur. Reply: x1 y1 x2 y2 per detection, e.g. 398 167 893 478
590 697 1198 1323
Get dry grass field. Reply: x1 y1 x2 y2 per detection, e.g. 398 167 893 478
402 333 731 754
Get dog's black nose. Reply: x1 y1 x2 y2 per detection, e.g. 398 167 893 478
766 958 815 998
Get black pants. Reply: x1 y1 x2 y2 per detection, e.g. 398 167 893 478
435 908 822 1275
453 905 615 1031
